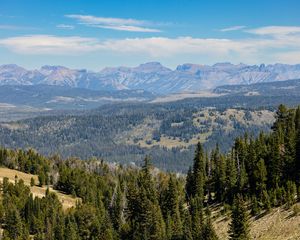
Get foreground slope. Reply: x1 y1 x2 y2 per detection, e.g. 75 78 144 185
0 167 79 210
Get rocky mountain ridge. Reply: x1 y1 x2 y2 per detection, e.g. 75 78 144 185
1 62 300 94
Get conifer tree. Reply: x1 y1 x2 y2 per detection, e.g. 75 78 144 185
163 175 183 239
254 159 267 200
228 195 250 240
4 205 28 240
202 208 219 240
186 142 206 200
64 215 79 240
190 195 204 239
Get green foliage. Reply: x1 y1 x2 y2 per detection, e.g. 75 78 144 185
228 195 250 240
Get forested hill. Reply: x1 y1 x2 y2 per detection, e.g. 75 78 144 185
0 96 282 172
0 104 299 239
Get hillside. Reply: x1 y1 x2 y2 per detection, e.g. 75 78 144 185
0 85 156 110
0 167 79 210
1 166 299 239
0 105 275 172
214 78 300 96
212 203 300 239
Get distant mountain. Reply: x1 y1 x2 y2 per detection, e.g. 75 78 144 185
0 85 156 110
214 78 300 96
1 62 300 94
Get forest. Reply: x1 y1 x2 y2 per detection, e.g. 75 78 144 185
0 94 281 172
0 104 299 239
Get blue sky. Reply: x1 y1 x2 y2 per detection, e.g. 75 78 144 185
0 0 300 70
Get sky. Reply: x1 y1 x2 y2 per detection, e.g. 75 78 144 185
0 0 300 70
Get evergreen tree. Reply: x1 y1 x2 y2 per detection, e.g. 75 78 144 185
186 142 206 201
254 159 267 200
163 175 183 239
202 209 219 240
228 195 250 240
4 205 28 240
190 195 204 239
64 215 79 240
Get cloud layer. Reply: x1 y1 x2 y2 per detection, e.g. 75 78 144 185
0 26 299 64
65 14 161 32
246 26 300 36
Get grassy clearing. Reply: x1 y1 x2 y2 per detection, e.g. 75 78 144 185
151 91 223 103
0 167 79 210
212 203 300 240
118 108 275 150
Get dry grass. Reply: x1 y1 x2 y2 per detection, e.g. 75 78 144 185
212 203 300 240
118 108 275 150
0 167 80 210
151 91 223 103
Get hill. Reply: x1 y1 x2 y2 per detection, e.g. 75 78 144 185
0 104 275 172
0 85 156 110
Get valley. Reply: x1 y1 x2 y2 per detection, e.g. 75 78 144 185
1 78 300 171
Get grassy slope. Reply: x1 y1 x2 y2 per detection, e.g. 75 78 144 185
0 167 79 210
212 203 300 240
0 167 299 238
118 109 275 149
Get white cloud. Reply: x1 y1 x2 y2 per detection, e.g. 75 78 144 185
65 14 161 32
0 32 299 64
88 24 161 33
246 26 300 36
0 35 102 54
220 26 246 32
56 24 75 30
66 15 145 26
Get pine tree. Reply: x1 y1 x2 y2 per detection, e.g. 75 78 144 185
164 175 183 239
225 153 237 203
64 215 79 240
202 208 219 240
254 159 267 200
213 153 226 202
190 195 204 239
182 212 193 240
228 195 250 240
185 166 193 201
186 142 206 200
127 157 166 240
250 196 260 216
4 205 28 240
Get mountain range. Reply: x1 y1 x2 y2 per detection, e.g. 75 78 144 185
1 62 300 94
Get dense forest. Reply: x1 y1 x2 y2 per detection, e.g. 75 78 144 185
0 104 299 239
0 96 278 172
